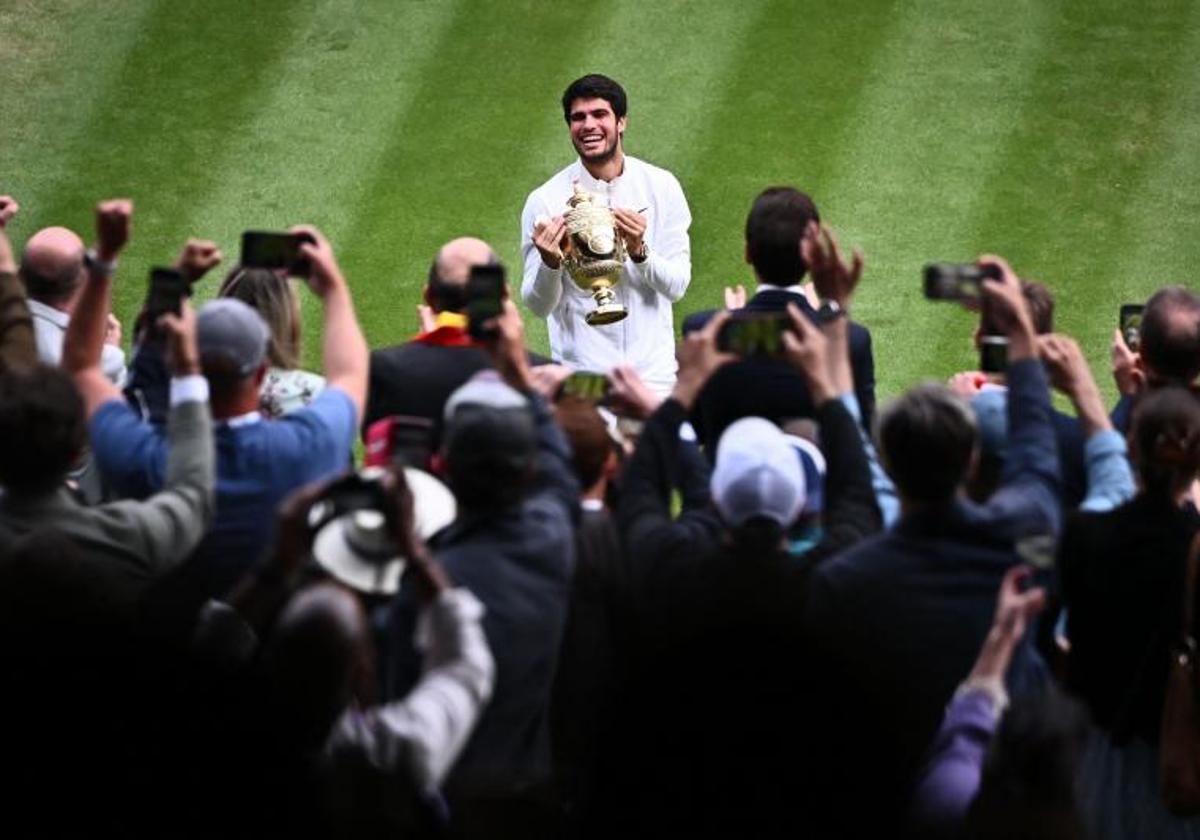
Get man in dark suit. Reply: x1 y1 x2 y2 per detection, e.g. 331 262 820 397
363 237 499 435
681 187 876 452
803 255 1058 833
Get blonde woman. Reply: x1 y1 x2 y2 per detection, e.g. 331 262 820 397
219 267 325 417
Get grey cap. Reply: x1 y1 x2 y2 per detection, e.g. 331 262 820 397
197 298 270 377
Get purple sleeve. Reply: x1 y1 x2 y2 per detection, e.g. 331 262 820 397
909 690 999 837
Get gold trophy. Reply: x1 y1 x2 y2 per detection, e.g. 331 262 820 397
560 183 628 326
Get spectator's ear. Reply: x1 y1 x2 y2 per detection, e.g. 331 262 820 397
602 448 620 482
253 360 269 388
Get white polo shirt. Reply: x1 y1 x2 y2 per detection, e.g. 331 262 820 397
520 155 692 395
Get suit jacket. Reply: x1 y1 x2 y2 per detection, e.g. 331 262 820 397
804 358 1060 831
364 328 551 438
682 289 876 452
0 398 215 618
1061 494 1200 744
364 337 493 435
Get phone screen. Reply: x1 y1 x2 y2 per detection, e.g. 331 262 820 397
240 230 314 276
1120 304 1145 352
467 264 505 339
979 336 1009 374
561 371 610 402
144 268 188 321
717 313 788 356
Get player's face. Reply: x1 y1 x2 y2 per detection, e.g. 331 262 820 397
568 97 626 164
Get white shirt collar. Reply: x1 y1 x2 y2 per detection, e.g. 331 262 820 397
219 411 263 429
27 298 70 328
572 156 628 192
756 282 807 296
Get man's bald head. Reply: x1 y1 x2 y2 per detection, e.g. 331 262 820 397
20 227 85 308
425 236 498 314
1141 286 1200 385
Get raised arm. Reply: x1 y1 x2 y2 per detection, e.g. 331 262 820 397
328 587 495 792
62 199 132 417
0 197 36 372
977 255 1061 536
782 305 882 551
294 226 368 424
112 302 216 570
617 312 735 565
482 299 580 514
1038 333 1135 513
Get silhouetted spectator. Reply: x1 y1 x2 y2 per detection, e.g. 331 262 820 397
806 255 1059 832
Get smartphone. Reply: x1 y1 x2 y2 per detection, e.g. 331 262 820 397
467 264 505 340
307 468 391 534
240 230 315 277
560 371 610 402
716 312 790 356
924 263 1002 303
364 415 436 471
144 268 188 322
979 335 1009 374
1120 303 1145 352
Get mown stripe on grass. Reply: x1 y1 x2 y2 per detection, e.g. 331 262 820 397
664 0 904 326
807 0 1058 395
1107 3 1200 306
133 0 467 371
2 2 156 208
331 0 624 358
960 0 1197 394
15 0 320 322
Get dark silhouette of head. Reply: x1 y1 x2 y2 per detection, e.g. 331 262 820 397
1140 286 1200 386
744 187 821 286
1129 386 1200 500
966 687 1090 840
0 365 86 496
877 384 978 505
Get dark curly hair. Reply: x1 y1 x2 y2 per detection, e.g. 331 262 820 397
0 365 86 495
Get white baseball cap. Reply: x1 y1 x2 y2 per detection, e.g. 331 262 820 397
711 417 806 528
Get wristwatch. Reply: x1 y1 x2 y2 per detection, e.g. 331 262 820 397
629 241 649 264
84 248 118 277
817 300 846 322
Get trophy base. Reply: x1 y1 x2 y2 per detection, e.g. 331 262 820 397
586 302 628 326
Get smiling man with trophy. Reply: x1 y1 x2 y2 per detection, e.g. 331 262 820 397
520 74 692 395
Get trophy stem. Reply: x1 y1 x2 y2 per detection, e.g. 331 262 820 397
585 283 628 327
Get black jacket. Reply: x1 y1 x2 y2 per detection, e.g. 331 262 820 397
1061 493 1200 744
682 289 876 451
381 392 579 800
604 396 881 833
804 358 1060 831
364 340 493 434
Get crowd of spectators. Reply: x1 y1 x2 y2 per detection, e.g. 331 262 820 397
0 187 1198 840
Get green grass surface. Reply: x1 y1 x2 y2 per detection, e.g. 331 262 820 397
4 0 1198 403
